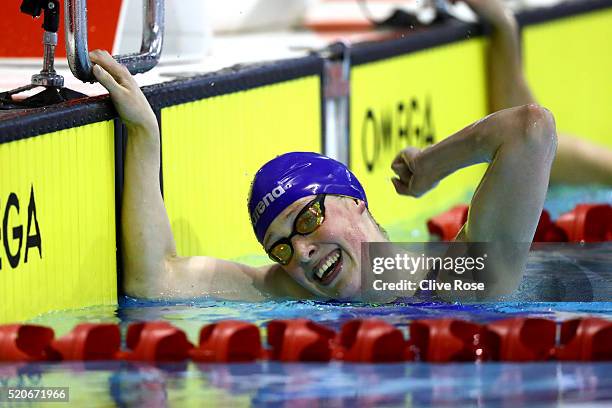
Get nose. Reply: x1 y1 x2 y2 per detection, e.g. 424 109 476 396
292 235 317 264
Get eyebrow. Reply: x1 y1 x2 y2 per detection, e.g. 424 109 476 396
264 206 302 248
283 206 301 221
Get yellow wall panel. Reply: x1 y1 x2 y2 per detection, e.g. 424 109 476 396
524 9 612 146
161 77 322 259
350 39 489 240
0 122 117 323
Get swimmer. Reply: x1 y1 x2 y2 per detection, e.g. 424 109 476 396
456 0 612 185
88 39 556 302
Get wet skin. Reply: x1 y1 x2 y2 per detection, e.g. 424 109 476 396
263 195 385 299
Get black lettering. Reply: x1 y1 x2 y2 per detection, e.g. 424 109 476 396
406 97 419 145
423 95 435 144
361 109 379 172
411 98 420 144
3 193 23 269
361 96 436 172
25 185 42 263
397 102 409 152
380 109 393 152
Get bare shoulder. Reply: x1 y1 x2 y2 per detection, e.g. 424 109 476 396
153 255 312 300
259 263 314 299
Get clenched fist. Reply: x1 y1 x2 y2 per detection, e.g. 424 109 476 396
391 147 438 197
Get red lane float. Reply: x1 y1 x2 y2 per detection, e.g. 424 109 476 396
426 205 468 241
555 318 612 361
0 324 54 361
335 319 408 362
1 318 611 363
119 321 193 362
428 203 612 242
534 210 568 242
555 204 612 242
408 319 484 362
190 320 262 363
267 319 335 362
484 318 556 361
49 323 120 361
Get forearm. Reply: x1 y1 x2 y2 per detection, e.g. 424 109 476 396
425 105 556 298
551 134 612 185
487 13 536 111
417 105 557 241
121 122 178 296
417 109 517 182
486 12 612 187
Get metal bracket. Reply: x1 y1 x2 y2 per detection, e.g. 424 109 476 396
32 31 64 87
65 0 165 82
320 42 351 164
322 42 351 99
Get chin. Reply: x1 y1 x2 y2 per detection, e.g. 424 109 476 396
333 271 362 300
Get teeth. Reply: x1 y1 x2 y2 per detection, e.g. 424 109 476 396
316 252 340 279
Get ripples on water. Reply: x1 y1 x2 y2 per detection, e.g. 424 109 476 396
11 185 612 407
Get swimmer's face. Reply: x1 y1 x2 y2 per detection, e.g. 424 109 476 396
264 195 380 299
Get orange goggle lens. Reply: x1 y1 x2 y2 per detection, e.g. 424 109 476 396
268 201 325 265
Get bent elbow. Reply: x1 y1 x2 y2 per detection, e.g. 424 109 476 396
521 104 558 148
516 104 558 159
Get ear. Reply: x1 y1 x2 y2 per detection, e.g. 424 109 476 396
354 199 367 214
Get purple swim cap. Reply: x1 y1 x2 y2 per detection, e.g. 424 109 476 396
248 152 368 245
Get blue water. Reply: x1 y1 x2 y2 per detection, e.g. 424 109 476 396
4 361 612 407
2 185 611 407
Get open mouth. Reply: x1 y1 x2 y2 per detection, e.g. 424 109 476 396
314 249 342 286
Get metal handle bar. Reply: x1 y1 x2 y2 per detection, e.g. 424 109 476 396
65 0 164 82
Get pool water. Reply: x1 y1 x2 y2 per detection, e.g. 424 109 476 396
3 185 612 407
9 299 612 407
5 360 612 407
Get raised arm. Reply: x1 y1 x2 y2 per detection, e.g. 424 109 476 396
89 50 308 300
392 104 557 296
453 0 535 112
460 0 612 185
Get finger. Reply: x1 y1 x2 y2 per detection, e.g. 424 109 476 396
391 160 412 181
391 177 411 196
89 50 133 86
92 64 122 94
391 158 403 172
400 149 420 174
391 153 405 168
399 146 419 162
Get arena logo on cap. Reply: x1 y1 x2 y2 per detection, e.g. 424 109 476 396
251 183 293 225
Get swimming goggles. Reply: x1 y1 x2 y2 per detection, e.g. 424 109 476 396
266 194 326 265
